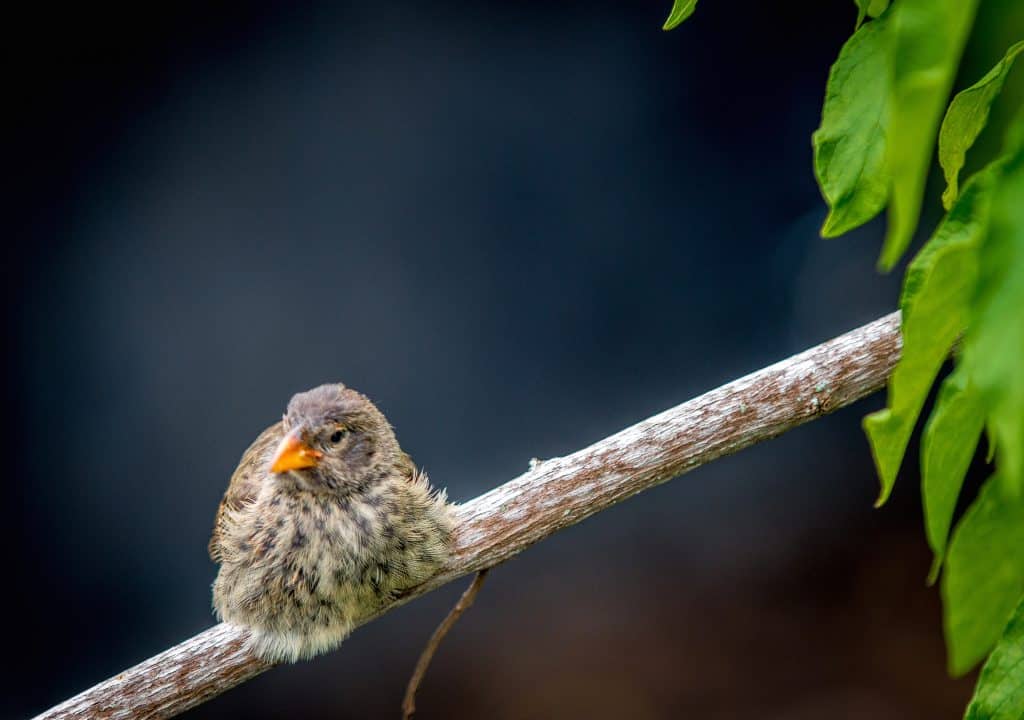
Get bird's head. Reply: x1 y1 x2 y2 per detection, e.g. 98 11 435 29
269 383 403 494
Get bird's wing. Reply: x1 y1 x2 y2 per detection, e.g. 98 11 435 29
208 420 283 561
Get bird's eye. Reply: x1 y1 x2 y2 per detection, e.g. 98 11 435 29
330 430 346 444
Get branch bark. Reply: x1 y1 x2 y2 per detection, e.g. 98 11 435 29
34 311 902 720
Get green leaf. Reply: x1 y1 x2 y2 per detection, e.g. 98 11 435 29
813 12 893 238
854 0 891 28
864 168 995 506
943 476 1024 675
867 0 889 16
939 41 1024 210
964 594 1024 720
662 0 698 30
879 0 980 270
922 366 985 584
963 113 1024 497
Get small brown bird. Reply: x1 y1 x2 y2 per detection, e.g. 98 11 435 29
209 383 455 663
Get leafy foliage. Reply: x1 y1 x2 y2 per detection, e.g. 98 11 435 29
662 0 698 31
863 168 992 506
664 0 1024 714
815 4 1024 714
812 1 981 267
940 41 1024 209
962 120 1024 499
921 366 984 583
965 595 1024 720
851 28 1023 713
881 0 980 269
943 476 1024 674
812 15 892 238
855 0 891 28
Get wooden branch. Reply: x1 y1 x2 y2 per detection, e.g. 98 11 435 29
402 569 491 719
34 311 902 720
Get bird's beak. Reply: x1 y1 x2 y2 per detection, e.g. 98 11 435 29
270 431 323 473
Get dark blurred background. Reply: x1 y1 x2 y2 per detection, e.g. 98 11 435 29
6 0 1022 718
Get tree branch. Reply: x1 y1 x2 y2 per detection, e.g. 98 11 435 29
33 311 902 720
402 569 491 719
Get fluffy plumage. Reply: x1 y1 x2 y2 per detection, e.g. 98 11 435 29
209 383 455 662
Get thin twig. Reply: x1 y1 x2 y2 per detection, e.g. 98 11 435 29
32 312 903 720
402 569 491 719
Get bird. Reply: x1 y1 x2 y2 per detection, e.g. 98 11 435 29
209 383 456 663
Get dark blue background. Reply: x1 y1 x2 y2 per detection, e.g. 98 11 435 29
9 0 1015 717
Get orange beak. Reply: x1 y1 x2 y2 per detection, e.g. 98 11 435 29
270 431 323 473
